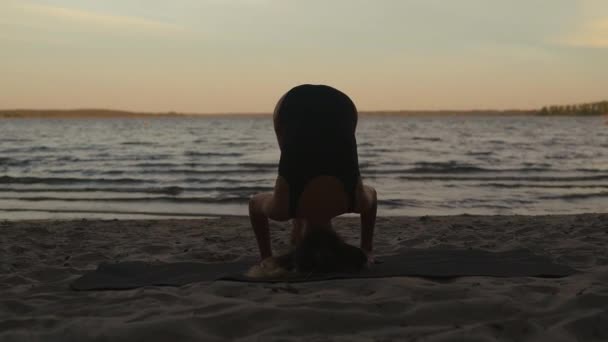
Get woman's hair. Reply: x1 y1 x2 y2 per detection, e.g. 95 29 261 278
275 228 367 273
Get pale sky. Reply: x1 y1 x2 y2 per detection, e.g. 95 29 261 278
1 0 607 113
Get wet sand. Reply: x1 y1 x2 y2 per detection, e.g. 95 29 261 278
1 214 607 341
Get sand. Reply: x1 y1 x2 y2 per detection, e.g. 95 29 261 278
1 214 607 341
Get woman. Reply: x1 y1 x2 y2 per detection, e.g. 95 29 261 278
249 84 377 268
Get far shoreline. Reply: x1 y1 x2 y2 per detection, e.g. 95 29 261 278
2 108 605 119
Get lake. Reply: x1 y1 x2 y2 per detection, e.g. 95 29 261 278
1 115 606 219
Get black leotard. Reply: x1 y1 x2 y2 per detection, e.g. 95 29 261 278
276 85 360 218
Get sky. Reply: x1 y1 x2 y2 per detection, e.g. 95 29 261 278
1 0 607 113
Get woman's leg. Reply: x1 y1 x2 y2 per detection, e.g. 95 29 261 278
249 193 274 260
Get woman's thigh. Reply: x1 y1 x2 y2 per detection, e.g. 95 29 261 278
255 176 372 221
352 179 377 214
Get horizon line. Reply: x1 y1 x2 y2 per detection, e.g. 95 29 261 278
0 107 542 116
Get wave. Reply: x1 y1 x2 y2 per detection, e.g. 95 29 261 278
64 154 174 162
117 154 173 161
409 161 547 173
378 199 422 208
23 165 576 178
412 137 441 142
184 151 243 157
575 168 608 173
365 165 552 174
466 151 493 156
121 141 158 146
0 195 251 203
133 161 277 169
222 142 251 147
0 138 30 142
479 183 608 189
140 168 271 175
538 192 608 200
49 153 171 165
0 207 214 218
0 175 148 185
395 175 608 181
0 185 272 194
131 161 277 168
0 175 263 186
362 148 394 153
44 168 274 176
0 158 31 167
1 146 55 154
55 156 82 162
1 195 427 207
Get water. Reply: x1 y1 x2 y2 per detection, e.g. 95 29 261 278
1 115 607 219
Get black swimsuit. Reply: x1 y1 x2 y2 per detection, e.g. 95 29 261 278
276 85 360 218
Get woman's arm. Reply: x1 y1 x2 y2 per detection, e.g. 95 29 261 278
249 193 273 260
356 183 377 254
248 178 291 260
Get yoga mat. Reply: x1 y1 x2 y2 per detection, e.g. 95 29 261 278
71 248 578 291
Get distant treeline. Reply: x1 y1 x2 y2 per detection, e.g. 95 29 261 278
0 109 185 119
2 109 537 118
360 110 535 116
0 109 271 119
539 101 608 116
1 103 607 119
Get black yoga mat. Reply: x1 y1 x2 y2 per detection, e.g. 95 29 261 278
70 248 578 291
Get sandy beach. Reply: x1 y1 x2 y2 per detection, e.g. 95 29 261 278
0 213 606 341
